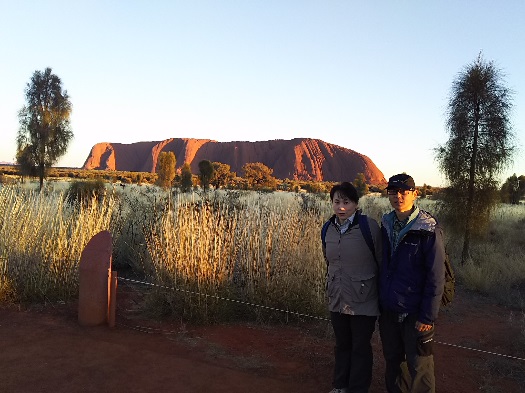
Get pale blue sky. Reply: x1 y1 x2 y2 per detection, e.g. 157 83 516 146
1 1 524 186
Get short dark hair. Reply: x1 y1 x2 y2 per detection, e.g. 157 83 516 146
330 182 359 204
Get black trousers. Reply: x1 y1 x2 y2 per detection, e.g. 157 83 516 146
379 312 435 393
330 312 377 393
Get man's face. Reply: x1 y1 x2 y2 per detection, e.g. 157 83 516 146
387 188 418 213
332 192 357 222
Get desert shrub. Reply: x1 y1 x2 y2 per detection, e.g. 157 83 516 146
0 174 18 185
451 204 525 307
0 277 16 303
108 184 166 272
0 254 16 303
299 192 329 215
140 190 330 322
0 166 18 176
0 185 119 301
65 179 107 206
358 195 391 223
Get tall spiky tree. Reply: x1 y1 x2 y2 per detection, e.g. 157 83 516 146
435 54 515 263
17 68 73 190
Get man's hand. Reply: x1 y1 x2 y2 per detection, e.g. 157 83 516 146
415 321 433 332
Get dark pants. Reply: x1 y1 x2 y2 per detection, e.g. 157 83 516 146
379 312 435 393
331 312 376 393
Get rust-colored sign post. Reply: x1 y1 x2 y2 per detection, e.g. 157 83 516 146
78 230 114 327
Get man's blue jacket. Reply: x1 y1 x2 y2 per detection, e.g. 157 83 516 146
379 208 446 325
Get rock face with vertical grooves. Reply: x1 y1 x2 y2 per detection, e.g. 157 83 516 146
83 138 386 184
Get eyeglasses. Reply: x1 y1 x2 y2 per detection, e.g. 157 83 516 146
387 189 414 195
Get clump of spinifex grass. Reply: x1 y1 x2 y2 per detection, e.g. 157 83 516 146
144 196 239 321
0 185 119 302
451 203 525 308
143 190 330 323
232 194 328 319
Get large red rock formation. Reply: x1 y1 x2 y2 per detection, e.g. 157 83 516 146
83 138 386 184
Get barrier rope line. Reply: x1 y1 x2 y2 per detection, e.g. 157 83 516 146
117 276 525 362
115 279 194 336
434 341 525 362
118 276 329 322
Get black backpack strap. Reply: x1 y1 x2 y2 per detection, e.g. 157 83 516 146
358 214 378 265
322 214 377 266
321 219 331 250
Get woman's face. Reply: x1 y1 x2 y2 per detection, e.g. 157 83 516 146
332 191 357 222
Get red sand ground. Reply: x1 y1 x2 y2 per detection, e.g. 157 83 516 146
0 285 523 393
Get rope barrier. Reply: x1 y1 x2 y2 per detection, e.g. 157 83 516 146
118 277 329 321
434 341 525 362
117 276 525 363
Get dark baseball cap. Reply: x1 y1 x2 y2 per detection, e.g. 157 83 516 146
386 174 416 190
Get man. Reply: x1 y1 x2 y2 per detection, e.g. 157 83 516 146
379 174 446 393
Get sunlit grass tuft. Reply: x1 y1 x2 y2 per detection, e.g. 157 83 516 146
0 185 118 302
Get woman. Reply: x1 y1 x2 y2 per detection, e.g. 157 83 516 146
322 182 381 393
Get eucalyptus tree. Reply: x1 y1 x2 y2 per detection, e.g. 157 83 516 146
198 159 214 191
211 162 235 189
156 151 176 189
500 174 525 204
180 163 193 192
353 172 369 197
435 55 515 263
241 162 277 190
17 68 73 190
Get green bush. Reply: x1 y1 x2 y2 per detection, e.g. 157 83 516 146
65 179 107 206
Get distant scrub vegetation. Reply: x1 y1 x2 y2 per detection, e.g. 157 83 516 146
0 163 450 196
0 164 340 194
0 165 157 185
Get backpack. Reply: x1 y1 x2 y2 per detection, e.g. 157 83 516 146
441 250 455 307
415 225 455 308
430 224 455 308
321 213 377 264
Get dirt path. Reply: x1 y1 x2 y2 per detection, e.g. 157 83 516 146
0 286 523 393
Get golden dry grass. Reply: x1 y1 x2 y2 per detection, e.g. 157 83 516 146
0 185 118 301
0 183 523 319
